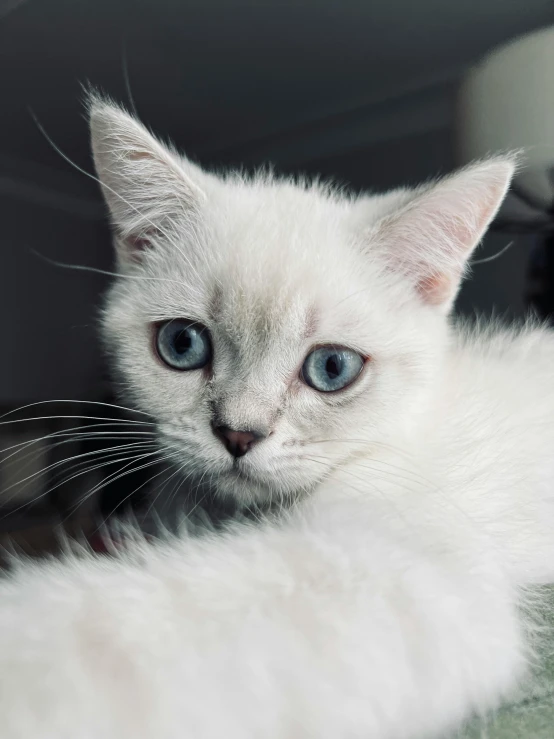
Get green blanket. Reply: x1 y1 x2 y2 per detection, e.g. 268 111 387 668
458 588 554 738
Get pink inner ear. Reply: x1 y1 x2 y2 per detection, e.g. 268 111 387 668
127 149 156 162
388 164 513 308
442 204 492 260
121 233 153 263
417 273 459 306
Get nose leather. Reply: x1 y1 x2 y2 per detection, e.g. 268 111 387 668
213 426 264 457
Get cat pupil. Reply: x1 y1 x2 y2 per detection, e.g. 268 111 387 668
174 330 192 354
326 355 341 379
156 320 212 370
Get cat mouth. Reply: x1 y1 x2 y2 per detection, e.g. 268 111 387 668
224 460 268 487
227 462 253 480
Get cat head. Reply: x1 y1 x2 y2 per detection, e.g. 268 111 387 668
90 97 514 505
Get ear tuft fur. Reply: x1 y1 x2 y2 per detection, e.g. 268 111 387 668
88 93 206 266
374 157 516 311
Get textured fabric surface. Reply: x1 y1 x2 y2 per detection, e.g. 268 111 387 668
459 588 554 739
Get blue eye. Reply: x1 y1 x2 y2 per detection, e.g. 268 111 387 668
302 346 364 392
155 319 212 370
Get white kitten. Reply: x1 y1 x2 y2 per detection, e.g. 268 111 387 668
93 100 517 508
0 99 552 739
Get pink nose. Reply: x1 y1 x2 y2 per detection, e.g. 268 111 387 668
213 426 263 458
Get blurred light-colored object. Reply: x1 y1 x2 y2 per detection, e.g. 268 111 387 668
458 26 554 211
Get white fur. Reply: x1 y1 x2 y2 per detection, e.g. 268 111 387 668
92 99 516 506
0 488 532 739
0 100 552 738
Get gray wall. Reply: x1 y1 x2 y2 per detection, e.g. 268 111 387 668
0 195 111 403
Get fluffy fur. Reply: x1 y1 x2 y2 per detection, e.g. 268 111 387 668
93 99 517 506
0 489 533 739
0 99 553 738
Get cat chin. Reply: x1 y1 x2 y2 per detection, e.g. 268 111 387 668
211 470 295 507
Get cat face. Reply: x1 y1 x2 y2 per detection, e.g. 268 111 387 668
92 98 513 505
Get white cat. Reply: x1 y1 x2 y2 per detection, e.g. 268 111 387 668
0 97 552 739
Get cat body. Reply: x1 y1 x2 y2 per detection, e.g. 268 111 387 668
0 98 553 738
0 469 532 739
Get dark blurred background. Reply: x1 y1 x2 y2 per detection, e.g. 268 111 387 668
0 0 553 543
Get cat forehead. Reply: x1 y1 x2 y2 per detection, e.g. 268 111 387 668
209 282 317 345
150 229 373 332
127 176 405 340
204 179 351 260
136 171 413 313
200 181 375 292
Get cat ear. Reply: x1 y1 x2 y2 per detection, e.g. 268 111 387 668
374 158 515 311
89 95 206 265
